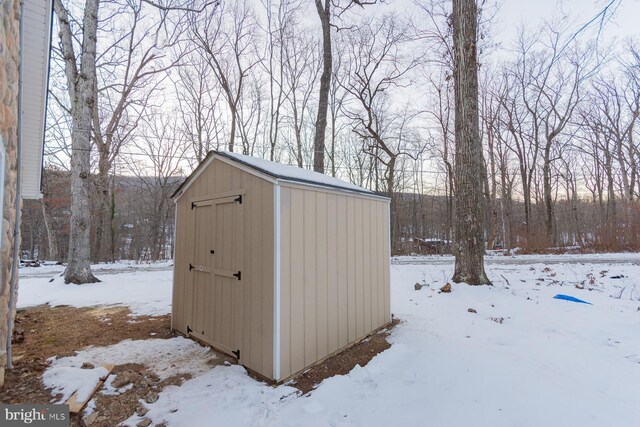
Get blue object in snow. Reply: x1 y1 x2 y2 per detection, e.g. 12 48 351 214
553 294 592 305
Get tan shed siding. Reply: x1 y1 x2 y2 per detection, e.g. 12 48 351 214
288 188 305 375
171 200 188 332
278 186 391 379
302 190 317 367
173 159 274 379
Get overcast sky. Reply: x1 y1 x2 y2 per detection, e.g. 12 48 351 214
378 0 639 47
492 0 638 46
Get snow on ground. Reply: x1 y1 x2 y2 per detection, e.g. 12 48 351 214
44 337 217 403
24 255 640 426
17 261 172 316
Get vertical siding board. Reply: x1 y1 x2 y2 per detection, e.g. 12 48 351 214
280 188 292 378
210 201 222 344
172 201 184 332
290 189 305 374
369 201 379 328
224 197 235 346
336 196 348 348
326 194 339 353
234 190 244 355
242 176 252 370
354 198 365 339
303 191 317 366
316 192 329 358
195 205 204 334
216 167 225 344
362 200 372 334
346 198 356 342
376 202 384 326
184 200 194 334
262 182 274 378
383 202 391 320
252 180 264 372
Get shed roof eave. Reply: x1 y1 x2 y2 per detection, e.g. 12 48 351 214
171 152 278 201
171 151 390 202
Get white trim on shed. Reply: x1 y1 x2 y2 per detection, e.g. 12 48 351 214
172 153 391 382
20 0 53 199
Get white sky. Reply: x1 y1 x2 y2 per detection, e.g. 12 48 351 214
495 0 639 45
380 0 639 46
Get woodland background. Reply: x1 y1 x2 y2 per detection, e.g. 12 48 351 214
21 0 640 262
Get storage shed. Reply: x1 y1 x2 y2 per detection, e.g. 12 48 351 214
171 151 391 382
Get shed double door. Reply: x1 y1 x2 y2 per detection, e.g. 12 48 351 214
188 192 244 359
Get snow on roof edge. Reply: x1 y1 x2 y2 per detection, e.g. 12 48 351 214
173 151 389 200
218 151 385 197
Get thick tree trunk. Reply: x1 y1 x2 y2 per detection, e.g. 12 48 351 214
109 175 116 262
55 0 100 284
451 0 490 285
313 0 331 173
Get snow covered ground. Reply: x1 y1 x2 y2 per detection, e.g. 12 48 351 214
18 261 172 316
18 254 640 426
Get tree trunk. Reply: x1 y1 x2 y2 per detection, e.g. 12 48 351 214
41 200 59 261
387 156 396 252
94 159 110 262
451 0 490 285
110 173 116 262
543 141 554 243
313 0 331 173
55 0 100 284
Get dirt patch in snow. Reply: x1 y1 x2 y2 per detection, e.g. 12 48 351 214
287 318 400 394
0 304 175 425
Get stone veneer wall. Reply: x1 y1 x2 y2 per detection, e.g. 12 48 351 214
0 0 21 387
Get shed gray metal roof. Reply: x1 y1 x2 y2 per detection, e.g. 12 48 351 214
172 151 388 199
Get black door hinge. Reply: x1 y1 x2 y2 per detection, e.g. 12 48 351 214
234 195 243 204
189 263 194 271
210 250 215 254
233 271 242 280
191 202 196 209
187 326 192 334
232 349 240 359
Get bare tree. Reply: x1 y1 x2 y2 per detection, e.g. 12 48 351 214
125 111 188 260
92 0 183 262
173 51 223 162
281 10 320 167
190 0 261 153
451 0 490 285
53 0 100 284
339 15 420 248
313 0 377 173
